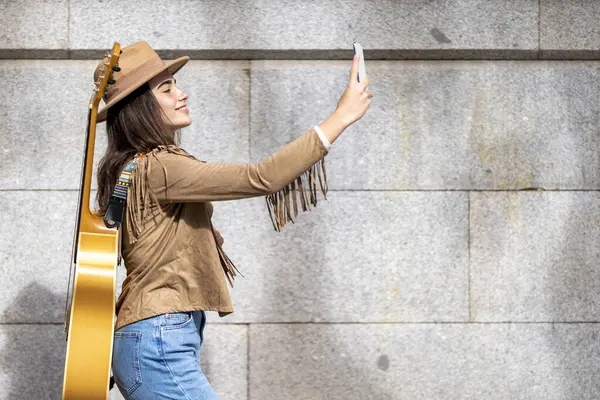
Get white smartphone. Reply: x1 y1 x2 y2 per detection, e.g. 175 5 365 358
353 42 367 83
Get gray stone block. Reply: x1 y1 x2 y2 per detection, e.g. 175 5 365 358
69 0 538 59
249 323 600 400
0 191 76 323
0 324 65 400
251 60 600 190
8 59 600 192
200 324 248 400
540 0 600 58
208 191 469 324
0 0 68 57
172 61 250 162
471 191 600 322
0 60 91 190
0 60 249 190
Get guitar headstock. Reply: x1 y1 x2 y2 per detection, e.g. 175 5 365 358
90 42 121 110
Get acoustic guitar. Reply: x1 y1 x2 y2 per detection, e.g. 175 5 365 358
62 42 121 400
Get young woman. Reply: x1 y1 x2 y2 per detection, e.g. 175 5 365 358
95 41 372 399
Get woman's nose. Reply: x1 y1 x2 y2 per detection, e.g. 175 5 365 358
178 89 188 101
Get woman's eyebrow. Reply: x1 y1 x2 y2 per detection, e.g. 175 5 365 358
157 78 176 89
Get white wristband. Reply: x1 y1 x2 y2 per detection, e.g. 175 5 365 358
314 125 331 151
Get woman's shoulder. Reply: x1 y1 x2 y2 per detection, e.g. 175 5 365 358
146 145 204 163
138 145 206 184
148 144 191 157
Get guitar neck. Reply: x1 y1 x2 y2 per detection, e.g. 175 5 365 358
72 101 113 264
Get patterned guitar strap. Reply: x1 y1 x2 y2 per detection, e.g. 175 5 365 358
103 154 144 265
102 155 144 391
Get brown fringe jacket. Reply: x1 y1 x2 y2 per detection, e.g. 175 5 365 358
115 127 329 329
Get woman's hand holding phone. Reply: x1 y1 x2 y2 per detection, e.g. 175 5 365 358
317 43 373 144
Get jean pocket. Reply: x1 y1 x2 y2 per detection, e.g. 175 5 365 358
163 312 193 330
112 332 142 395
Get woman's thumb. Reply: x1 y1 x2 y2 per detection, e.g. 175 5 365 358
349 55 358 83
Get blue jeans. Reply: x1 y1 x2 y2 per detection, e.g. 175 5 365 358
112 311 219 399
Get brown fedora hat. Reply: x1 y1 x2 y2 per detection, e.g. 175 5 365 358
95 41 189 122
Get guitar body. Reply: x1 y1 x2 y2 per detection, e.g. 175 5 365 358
62 43 122 400
63 218 118 399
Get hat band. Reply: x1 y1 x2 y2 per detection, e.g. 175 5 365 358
105 56 166 102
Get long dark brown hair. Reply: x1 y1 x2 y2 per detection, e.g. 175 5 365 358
96 83 180 213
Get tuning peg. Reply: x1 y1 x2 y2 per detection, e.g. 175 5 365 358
112 65 121 72
108 78 116 84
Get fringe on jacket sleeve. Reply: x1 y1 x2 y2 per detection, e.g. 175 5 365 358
265 157 328 232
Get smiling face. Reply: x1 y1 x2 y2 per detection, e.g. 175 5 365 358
149 70 191 131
